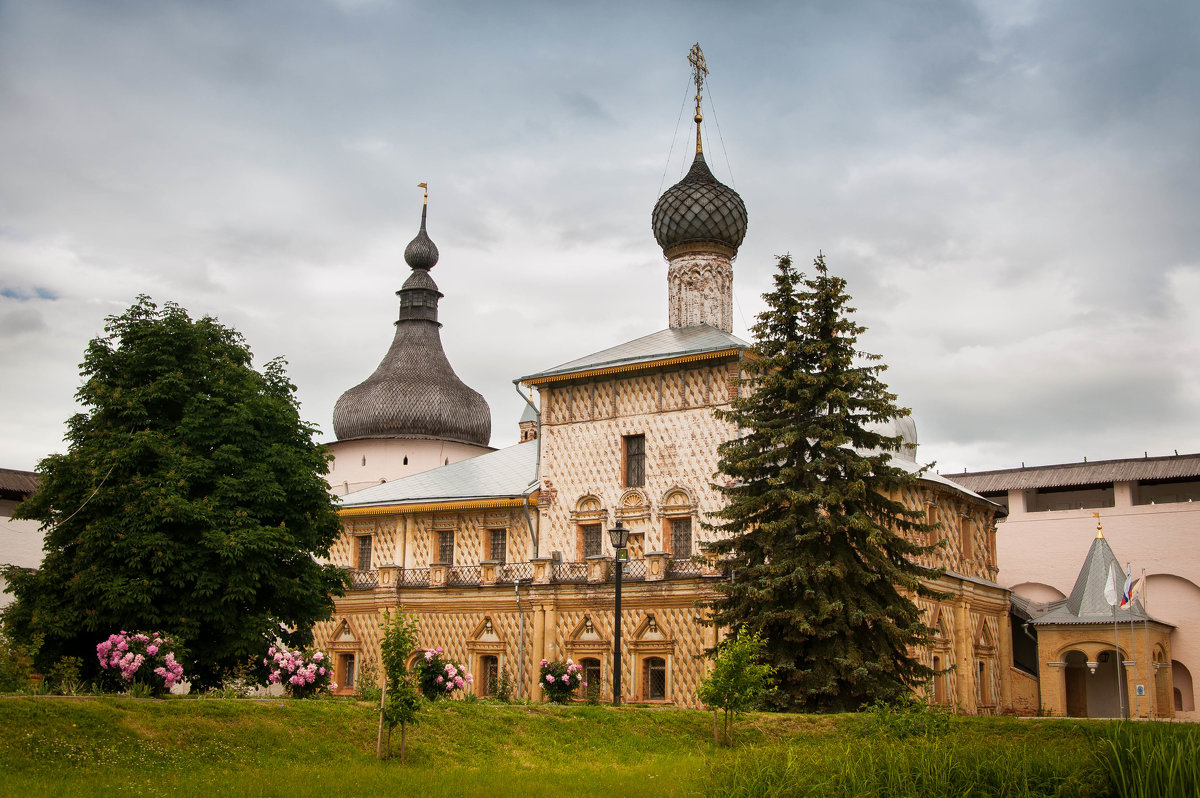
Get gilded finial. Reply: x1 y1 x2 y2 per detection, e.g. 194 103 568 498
1094 512 1104 538
688 43 708 155
418 182 428 204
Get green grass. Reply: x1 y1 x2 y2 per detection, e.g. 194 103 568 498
0 697 1195 797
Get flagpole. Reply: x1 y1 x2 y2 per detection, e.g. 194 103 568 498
1113 600 1124 717
1126 561 1138 718
1142 569 1152 718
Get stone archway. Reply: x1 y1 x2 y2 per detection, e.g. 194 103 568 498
1063 650 1089 718
1091 649 1129 718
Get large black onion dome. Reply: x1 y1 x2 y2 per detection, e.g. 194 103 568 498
652 152 748 259
404 204 439 270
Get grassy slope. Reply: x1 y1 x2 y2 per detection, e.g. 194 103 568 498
0 697 1156 797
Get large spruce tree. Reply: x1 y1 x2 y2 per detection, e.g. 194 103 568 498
707 254 942 712
2 297 346 688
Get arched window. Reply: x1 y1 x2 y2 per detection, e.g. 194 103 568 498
644 657 667 701
932 655 946 704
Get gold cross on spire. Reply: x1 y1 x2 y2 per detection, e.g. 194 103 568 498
418 182 428 204
688 43 708 154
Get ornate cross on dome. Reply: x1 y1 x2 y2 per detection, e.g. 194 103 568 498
688 43 708 154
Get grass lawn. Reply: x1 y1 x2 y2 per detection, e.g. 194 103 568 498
0 696 1194 797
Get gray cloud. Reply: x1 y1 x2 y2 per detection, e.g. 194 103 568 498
1 0 1197 474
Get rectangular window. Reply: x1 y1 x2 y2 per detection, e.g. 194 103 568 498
356 535 372 570
489 529 507 562
482 655 499 696
623 434 646 487
645 657 667 701
342 654 356 689
960 516 973 561
438 530 455 565
582 524 602 558
670 518 692 559
583 658 601 701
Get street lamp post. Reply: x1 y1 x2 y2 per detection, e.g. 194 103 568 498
608 520 630 706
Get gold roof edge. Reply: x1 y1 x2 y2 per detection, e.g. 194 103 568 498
523 347 742 387
340 495 538 517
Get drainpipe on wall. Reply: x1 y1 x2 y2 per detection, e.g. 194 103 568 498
513 380 542 557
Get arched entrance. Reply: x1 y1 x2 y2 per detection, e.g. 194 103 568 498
1173 660 1194 713
1063 648 1129 718
1064 650 1089 718
1091 649 1129 718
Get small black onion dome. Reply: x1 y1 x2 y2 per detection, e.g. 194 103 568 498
652 152 748 259
404 205 439 270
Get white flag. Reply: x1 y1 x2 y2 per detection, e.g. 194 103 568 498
1104 563 1120 607
1129 576 1145 603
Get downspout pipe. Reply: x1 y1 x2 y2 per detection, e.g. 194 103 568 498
514 380 542 557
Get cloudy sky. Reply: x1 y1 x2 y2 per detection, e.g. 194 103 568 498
2 0 1198 476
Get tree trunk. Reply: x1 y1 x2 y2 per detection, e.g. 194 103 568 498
400 722 408 764
376 679 388 759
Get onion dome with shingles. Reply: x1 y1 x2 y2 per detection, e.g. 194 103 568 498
332 202 491 446
652 151 748 259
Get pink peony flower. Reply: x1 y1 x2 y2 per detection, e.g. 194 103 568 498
546 674 555 683
436 676 444 684
319 667 325 676
146 645 158 655
424 650 434 662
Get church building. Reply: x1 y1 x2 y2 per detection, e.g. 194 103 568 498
312 48 1031 713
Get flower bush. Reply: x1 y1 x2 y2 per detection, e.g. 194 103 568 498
264 646 334 698
415 647 473 700
539 658 584 704
96 631 185 696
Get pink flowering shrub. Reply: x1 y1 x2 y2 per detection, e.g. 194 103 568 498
263 646 334 698
96 631 185 696
415 647 473 700
539 658 584 704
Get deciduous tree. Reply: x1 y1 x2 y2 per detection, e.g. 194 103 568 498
707 254 941 712
2 297 345 688
698 631 774 747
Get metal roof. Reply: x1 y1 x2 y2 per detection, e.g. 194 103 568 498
339 440 537 508
518 324 748 385
652 151 748 258
0 468 39 501
894 457 1004 513
1029 534 1169 627
946 453 1200 493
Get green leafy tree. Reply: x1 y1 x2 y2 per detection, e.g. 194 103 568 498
1 297 346 688
378 612 423 762
707 254 942 712
698 631 774 747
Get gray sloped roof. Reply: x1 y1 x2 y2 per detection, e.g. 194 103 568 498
340 440 537 508
1030 534 1168 626
0 468 39 501
519 324 749 384
947 453 1200 493
889 455 1002 511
